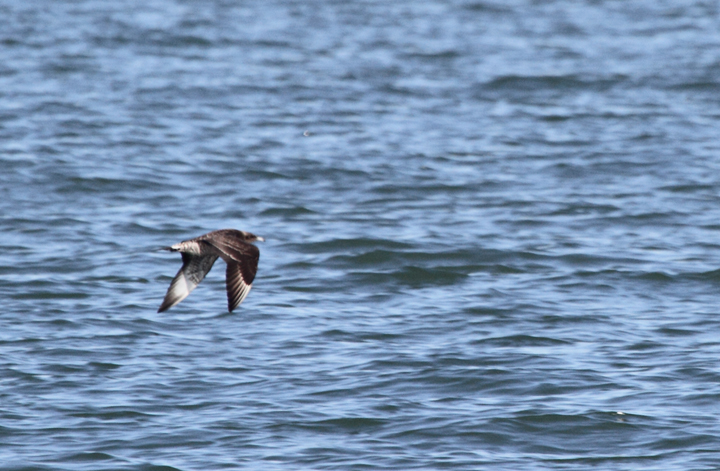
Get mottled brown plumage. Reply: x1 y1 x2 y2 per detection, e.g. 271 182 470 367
157 229 263 313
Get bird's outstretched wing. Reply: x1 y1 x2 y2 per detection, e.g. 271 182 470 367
209 238 259 312
158 253 219 312
225 262 253 312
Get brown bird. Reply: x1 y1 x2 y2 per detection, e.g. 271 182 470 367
157 229 264 313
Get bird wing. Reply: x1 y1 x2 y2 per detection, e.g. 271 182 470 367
157 252 219 312
208 238 259 312
225 262 253 312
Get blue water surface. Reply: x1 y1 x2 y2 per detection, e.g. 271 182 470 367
2 1 720 470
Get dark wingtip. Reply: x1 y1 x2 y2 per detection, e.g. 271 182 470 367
157 300 172 313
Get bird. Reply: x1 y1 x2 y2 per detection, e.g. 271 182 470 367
157 229 264 313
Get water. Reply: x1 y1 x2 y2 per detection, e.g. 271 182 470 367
2 0 720 469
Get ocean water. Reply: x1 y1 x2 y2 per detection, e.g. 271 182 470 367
2 0 720 469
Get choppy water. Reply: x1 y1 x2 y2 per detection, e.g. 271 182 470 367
3 1 720 469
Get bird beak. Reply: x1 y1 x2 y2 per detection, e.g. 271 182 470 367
256 236 265 242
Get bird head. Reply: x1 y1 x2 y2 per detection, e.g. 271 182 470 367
241 231 265 243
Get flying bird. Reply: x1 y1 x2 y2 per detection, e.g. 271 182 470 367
157 229 264 313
